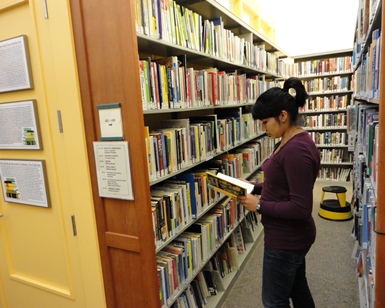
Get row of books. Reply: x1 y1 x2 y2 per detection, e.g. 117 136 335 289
150 140 271 246
353 2 379 306
157 198 244 300
151 179 197 244
233 139 272 175
346 105 357 133
135 0 289 77
302 76 351 93
159 212 259 307
355 103 379 193
144 113 267 181
353 120 373 308
352 102 379 308
355 0 380 47
319 148 353 164
352 175 376 307
248 170 264 185
301 113 347 129
369 122 379 185
309 131 348 146
364 117 379 182
151 175 236 245
293 56 352 77
139 56 280 111
239 32 283 75
354 28 381 100
317 167 351 182
300 95 350 112
356 201 376 308
353 154 369 205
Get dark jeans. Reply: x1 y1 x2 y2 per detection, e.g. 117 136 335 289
262 248 315 308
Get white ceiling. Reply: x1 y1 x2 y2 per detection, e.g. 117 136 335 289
257 0 359 56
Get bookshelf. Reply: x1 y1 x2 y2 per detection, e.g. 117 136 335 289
69 0 289 306
350 0 384 307
293 50 354 182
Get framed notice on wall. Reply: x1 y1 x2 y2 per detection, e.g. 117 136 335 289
0 160 50 208
0 35 33 93
93 141 134 200
0 100 41 150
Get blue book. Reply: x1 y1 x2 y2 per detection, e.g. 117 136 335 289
174 173 197 219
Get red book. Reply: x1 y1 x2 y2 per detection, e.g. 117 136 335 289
209 71 218 106
186 67 193 107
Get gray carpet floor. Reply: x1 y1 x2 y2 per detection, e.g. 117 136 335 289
220 182 359 308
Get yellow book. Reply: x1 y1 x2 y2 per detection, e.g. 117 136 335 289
206 171 254 198
183 231 203 270
161 65 169 107
187 222 208 263
144 126 154 179
192 124 200 161
186 237 193 277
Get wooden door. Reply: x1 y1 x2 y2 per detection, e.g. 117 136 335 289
0 1 105 307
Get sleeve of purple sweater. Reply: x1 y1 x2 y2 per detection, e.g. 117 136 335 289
250 182 262 195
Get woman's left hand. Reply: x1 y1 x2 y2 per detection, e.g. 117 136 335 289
237 194 260 212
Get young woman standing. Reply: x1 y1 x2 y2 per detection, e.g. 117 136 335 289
238 77 320 307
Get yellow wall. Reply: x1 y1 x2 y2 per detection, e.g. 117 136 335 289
218 0 276 41
0 1 105 307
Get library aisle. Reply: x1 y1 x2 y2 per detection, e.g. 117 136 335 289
220 182 359 308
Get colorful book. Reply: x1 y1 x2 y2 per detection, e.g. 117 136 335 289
206 172 254 198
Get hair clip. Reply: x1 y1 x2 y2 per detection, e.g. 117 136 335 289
288 88 296 97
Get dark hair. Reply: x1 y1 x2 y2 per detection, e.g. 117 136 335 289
251 77 308 124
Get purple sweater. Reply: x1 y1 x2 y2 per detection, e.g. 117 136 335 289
253 131 320 250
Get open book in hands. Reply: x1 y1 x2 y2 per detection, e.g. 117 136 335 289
206 172 254 198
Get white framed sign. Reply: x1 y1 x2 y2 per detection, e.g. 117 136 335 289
93 141 134 200
0 100 41 150
0 35 33 93
0 160 50 208
97 103 124 141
